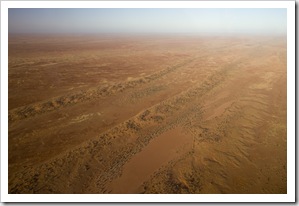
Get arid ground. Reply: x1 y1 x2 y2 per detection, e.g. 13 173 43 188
8 34 287 194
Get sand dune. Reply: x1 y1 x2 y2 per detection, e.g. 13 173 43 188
8 35 286 194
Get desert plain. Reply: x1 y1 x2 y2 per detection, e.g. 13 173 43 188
8 34 287 194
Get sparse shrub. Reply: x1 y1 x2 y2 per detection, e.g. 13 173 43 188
140 110 150 121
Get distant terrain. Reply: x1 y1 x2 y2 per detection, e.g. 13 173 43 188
8 34 287 194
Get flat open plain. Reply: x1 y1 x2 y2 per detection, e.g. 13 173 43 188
8 34 287 194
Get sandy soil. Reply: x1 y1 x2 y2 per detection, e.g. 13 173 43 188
8 34 287 194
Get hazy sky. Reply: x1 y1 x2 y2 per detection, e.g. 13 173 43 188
8 8 287 35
